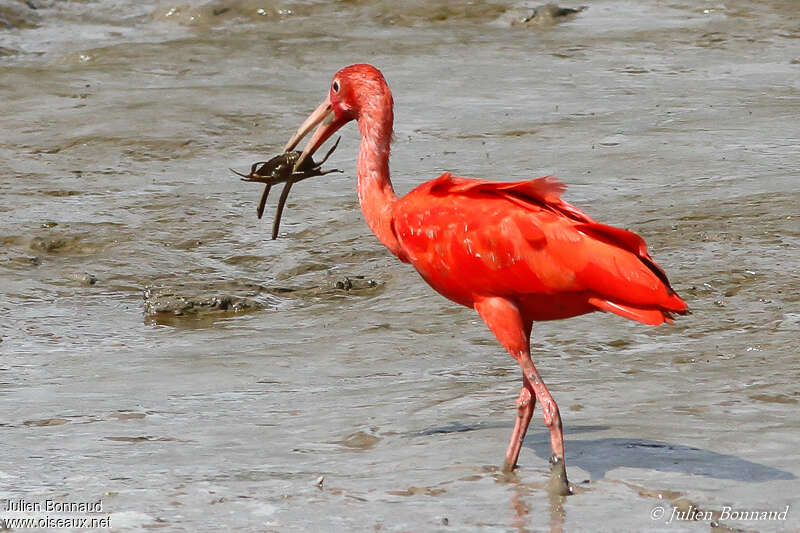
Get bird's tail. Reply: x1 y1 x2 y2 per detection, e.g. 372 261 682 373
573 222 689 326
588 296 688 326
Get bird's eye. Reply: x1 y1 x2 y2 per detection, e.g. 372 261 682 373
332 80 340 93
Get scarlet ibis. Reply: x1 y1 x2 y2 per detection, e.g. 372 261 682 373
283 64 687 492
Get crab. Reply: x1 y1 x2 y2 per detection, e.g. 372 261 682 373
232 137 342 239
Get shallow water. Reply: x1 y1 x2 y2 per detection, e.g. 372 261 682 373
1 0 799 531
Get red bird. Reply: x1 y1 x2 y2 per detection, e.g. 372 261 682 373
283 64 687 492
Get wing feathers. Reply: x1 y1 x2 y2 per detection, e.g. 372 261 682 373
575 223 676 296
399 173 688 323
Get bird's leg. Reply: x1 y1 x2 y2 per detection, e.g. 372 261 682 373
474 296 570 494
517 356 569 495
518 360 564 464
504 378 535 472
473 297 534 473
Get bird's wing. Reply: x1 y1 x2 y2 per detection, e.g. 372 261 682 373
426 172 596 224
392 173 687 320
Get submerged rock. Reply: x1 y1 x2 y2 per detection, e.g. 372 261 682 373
0 1 40 29
28 233 105 255
503 4 586 27
29 236 74 253
143 282 265 318
271 275 383 298
148 0 306 28
142 275 383 324
68 272 98 286
374 2 507 25
334 276 379 292
336 430 381 450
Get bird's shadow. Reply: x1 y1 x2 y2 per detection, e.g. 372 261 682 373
418 423 795 483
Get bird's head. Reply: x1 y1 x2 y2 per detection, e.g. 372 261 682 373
284 64 393 171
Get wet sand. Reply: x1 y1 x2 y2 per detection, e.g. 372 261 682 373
1 0 798 531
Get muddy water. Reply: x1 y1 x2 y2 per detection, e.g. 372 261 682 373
1 0 798 531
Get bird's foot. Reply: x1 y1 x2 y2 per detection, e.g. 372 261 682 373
501 459 517 475
548 454 572 496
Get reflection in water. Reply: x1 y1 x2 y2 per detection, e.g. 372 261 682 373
510 482 535 533
505 471 567 533
546 486 567 533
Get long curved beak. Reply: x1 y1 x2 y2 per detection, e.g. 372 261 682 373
284 96 347 171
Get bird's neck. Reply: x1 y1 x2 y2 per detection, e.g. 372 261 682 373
355 113 403 259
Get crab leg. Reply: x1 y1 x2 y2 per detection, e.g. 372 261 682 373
272 178 296 240
316 136 340 166
257 183 272 220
